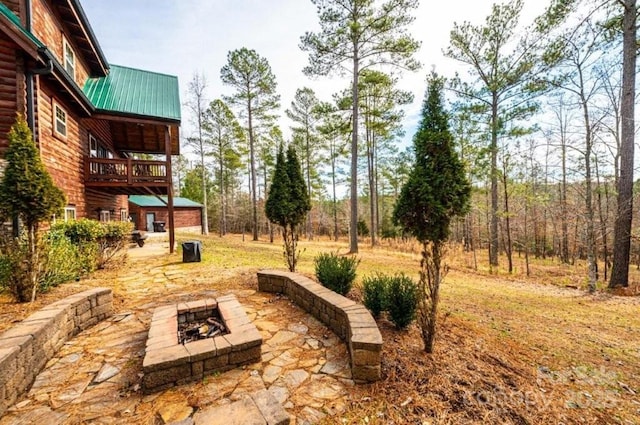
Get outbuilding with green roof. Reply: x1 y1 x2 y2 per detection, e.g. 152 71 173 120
129 196 204 234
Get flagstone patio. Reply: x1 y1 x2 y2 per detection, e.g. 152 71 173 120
0 242 355 424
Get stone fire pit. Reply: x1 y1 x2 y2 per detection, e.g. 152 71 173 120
142 294 262 393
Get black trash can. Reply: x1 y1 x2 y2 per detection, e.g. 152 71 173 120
182 240 202 263
153 221 166 232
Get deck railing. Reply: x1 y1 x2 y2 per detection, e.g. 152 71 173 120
84 157 169 186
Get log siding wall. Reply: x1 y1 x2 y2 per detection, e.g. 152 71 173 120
37 82 126 218
0 36 19 155
31 0 90 87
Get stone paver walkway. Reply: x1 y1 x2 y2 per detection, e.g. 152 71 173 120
0 243 354 424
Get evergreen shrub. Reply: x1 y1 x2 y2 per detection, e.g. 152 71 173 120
357 219 369 237
386 273 419 329
362 273 389 318
314 252 359 296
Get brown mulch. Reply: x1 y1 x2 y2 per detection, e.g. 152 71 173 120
323 314 618 425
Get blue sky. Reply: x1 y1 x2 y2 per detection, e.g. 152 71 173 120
80 0 546 157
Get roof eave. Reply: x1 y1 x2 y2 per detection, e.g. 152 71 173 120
65 0 109 76
0 5 41 59
92 110 181 126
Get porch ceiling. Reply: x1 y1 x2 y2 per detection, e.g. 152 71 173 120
106 119 180 155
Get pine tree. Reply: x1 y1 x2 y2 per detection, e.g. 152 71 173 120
393 74 471 352
301 0 421 254
0 114 66 302
265 144 311 271
221 48 280 241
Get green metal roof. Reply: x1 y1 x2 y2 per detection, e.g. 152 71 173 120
83 65 181 122
0 2 44 48
129 195 201 208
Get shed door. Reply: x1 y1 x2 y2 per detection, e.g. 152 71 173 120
146 213 155 232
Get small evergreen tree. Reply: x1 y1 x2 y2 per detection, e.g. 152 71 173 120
265 144 311 271
0 114 66 302
393 73 471 352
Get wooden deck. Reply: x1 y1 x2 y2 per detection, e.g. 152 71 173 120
84 157 170 194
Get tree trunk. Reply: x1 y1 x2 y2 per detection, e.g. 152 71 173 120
219 138 225 237
489 92 499 267
349 45 359 254
247 98 259 241
502 159 513 273
595 159 609 281
524 194 530 277
419 241 444 353
581 97 597 292
332 141 339 242
263 163 274 243
367 127 377 247
560 135 569 264
199 139 209 236
29 224 38 303
306 126 313 240
610 0 636 288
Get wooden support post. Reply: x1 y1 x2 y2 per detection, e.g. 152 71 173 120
127 157 133 185
165 126 175 254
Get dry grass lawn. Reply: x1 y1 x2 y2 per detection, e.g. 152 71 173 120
1 233 638 424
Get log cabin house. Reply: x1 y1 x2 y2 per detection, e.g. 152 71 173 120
0 0 180 251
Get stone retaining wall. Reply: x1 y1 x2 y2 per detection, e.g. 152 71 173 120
257 270 382 382
0 287 113 416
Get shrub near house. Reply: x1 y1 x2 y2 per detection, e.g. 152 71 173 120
0 218 131 301
0 115 65 302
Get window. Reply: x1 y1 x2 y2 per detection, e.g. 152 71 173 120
64 206 76 222
89 134 98 174
53 102 67 137
97 144 109 159
120 209 128 222
89 134 114 159
99 210 110 222
63 37 75 78
89 134 98 157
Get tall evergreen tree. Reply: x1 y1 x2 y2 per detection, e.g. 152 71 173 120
358 70 413 246
286 87 321 240
316 100 351 241
203 99 244 236
221 48 280 241
393 74 471 353
185 73 210 235
0 114 65 302
445 0 550 268
265 144 311 272
610 0 636 288
301 0 421 254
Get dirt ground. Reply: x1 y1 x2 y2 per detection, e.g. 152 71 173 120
1 235 639 424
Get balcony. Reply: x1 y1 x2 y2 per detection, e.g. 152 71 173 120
84 157 170 195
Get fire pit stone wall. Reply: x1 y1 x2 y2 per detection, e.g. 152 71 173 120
142 294 262 393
